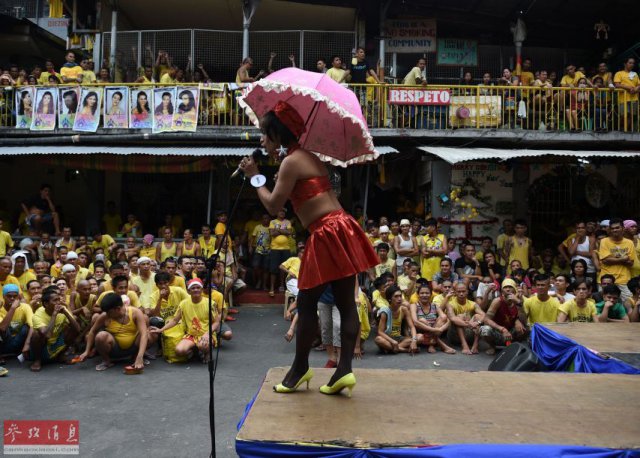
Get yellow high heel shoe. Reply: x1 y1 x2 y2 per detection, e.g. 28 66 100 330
273 368 314 393
319 373 356 398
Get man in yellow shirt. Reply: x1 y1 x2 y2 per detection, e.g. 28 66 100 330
560 64 591 88
38 60 59 85
268 210 292 296
91 231 117 254
443 282 485 355
60 51 83 84
523 274 561 324
0 284 33 361
132 257 156 309
249 214 271 290
159 66 177 84
102 201 122 236
79 58 97 85
0 257 20 290
96 276 141 309
280 247 303 297
164 258 186 290
148 271 188 320
29 286 81 372
198 224 216 259
0 218 14 257
503 219 531 272
613 57 639 131
326 56 348 84
402 57 427 85
598 218 636 302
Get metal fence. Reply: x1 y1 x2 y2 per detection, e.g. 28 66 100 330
1 83 638 133
103 29 356 82
0 0 39 18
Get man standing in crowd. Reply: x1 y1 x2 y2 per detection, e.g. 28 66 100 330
598 218 637 302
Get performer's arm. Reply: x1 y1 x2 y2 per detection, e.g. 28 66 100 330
243 156 296 215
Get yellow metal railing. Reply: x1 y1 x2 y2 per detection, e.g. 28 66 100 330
1 83 638 133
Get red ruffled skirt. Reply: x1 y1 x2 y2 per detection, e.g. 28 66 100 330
298 210 380 290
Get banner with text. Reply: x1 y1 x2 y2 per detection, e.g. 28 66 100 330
437 39 478 66
384 19 436 53
388 88 451 105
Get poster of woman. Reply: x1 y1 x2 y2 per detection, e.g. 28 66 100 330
172 86 200 132
30 88 58 131
73 87 102 132
58 87 80 129
104 86 129 128
130 88 152 129
15 86 34 129
152 87 176 134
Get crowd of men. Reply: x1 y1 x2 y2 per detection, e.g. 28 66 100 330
1 182 639 375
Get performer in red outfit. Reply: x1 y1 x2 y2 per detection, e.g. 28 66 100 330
239 101 378 396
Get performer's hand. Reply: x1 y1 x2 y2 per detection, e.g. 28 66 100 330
239 156 259 177
353 346 362 359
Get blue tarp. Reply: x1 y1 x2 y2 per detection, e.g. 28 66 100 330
236 441 639 457
531 324 640 374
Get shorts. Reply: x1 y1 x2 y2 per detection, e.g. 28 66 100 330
390 335 405 343
480 325 510 345
251 252 270 269
269 249 291 274
225 276 247 292
447 323 478 345
109 339 139 360
183 333 217 348
30 332 66 363
318 302 341 347
220 323 231 335
286 278 299 296
26 212 53 227
0 324 29 355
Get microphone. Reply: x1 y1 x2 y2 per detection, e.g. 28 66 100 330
231 148 264 178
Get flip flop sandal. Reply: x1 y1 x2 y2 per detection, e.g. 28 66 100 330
95 362 114 371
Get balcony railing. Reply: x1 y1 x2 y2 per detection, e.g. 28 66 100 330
1 83 638 133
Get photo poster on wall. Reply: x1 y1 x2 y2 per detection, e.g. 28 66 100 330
103 86 129 129
172 86 200 132
15 86 34 129
58 86 81 129
30 87 58 131
73 87 102 132
129 88 153 129
152 87 176 133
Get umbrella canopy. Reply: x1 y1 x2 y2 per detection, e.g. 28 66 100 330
237 67 379 167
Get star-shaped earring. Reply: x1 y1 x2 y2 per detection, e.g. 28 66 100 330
277 145 288 158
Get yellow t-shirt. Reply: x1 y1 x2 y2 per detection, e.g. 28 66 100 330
96 290 141 309
598 237 636 285
139 245 157 260
327 67 347 83
421 234 445 281
449 298 476 317
16 270 37 292
198 236 216 258
0 231 14 256
81 70 97 85
149 286 189 319
178 297 216 339
244 219 260 239
507 236 530 271
60 65 83 82
102 214 122 236
519 71 535 86
132 273 157 309
560 71 586 87
357 291 370 340
374 258 395 278
523 295 560 324
160 73 176 84
281 257 301 278
32 307 69 346
0 303 34 335
169 275 187 291
0 275 21 290
559 299 597 322
269 219 291 251
91 234 115 252
38 71 57 85
372 290 389 309
402 66 423 85
251 224 270 254
214 222 233 249
613 70 640 103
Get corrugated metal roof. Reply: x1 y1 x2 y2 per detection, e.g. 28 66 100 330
418 147 640 164
0 145 398 157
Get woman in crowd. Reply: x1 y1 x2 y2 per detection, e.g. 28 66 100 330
409 283 454 354
375 285 421 356
431 257 459 293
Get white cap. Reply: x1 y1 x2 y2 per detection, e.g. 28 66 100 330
379 225 390 233
66 251 78 260
62 264 76 273
400 219 411 226
600 220 610 227
137 256 152 265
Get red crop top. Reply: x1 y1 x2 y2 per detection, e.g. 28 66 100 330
290 175 331 212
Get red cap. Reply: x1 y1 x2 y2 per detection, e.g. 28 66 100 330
274 100 306 138
187 278 204 290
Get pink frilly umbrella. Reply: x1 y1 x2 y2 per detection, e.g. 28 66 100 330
237 67 379 167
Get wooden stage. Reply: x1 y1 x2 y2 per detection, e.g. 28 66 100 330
543 323 640 354
237 367 640 450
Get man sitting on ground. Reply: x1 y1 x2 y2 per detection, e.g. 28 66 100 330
480 278 528 354
523 273 561 324
443 282 485 355
596 284 630 322
29 286 81 372
78 292 150 371
0 284 33 363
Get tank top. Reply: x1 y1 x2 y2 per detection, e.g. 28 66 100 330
105 306 138 350
181 240 197 256
571 237 595 273
415 301 438 325
390 308 405 337
290 175 331 212
160 241 177 261
508 236 530 271
396 235 414 267
494 299 519 330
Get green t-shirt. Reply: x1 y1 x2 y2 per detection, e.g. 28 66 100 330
595 301 627 320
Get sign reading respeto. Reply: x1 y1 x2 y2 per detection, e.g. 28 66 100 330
388 89 451 105
384 19 437 53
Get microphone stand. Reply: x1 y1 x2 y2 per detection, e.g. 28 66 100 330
204 172 248 458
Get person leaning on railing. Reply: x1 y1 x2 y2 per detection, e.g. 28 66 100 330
613 57 639 132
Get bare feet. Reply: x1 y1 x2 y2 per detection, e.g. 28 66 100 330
462 348 473 355
30 361 42 372
485 347 496 355
95 361 114 371
427 345 436 354
471 346 479 354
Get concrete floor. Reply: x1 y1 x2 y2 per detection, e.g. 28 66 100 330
0 304 494 457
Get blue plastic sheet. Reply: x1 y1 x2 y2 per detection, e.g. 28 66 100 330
531 324 640 374
236 441 639 457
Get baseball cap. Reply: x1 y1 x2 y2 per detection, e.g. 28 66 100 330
501 278 517 290
187 278 204 290
600 220 610 227
379 225 390 233
400 219 411 226
66 251 78 260
62 264 76 273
